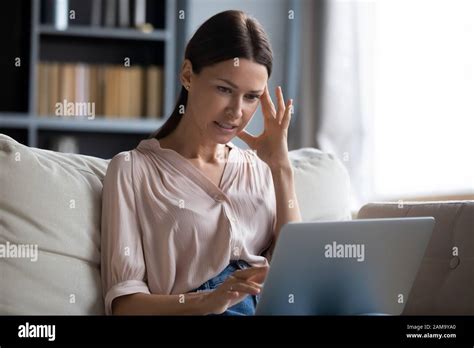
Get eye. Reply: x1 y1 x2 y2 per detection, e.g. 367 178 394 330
246 94 261 101
217 86 231 93
217 86 260 101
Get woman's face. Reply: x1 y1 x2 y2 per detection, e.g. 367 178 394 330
181 58 268 144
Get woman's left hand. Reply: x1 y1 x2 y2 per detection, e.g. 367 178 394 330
237 85 293 170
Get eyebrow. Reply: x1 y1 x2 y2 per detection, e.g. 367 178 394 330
215 78 263 93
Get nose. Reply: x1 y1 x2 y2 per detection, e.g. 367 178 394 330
226 98 243 120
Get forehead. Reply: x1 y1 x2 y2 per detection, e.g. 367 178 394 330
202 58 268 89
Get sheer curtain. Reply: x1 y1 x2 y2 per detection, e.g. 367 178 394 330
291 0 474 210
291 0 374 210
317 0 374 210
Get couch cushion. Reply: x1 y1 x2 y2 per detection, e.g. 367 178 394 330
290 148 351 221
0 134 351 314
358 201 474 315
0 134 108 314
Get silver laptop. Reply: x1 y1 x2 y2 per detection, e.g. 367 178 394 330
255 217 435 315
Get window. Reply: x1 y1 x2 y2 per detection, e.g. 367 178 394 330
373 0 474 199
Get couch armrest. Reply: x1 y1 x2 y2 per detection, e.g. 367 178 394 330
358 201 474 315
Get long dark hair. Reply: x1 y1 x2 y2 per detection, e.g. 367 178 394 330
150 10 273 140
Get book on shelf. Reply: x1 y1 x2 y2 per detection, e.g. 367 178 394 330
41 0 159 30
134 0 146 28
104 0 117 27
118 0 130 28
36 62 163 119
90 0 103 27
54 0 68 30
145 65 163 119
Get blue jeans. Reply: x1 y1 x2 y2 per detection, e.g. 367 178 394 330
190 260 259 316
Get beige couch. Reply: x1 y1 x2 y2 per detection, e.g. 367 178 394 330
1 133 472 315
358 201 473 315
0 134 351 314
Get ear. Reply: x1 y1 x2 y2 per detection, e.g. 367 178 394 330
180 59 193 87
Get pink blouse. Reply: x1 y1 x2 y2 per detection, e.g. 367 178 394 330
101 138 276 315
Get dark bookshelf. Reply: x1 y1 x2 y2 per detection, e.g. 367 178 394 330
0 0 183 159
38 129 146 158
0 128 29 146
39 35 165 65
0 0 31 113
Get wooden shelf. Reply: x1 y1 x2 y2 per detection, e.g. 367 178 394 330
34 116 164 133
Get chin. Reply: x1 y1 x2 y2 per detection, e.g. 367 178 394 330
214 135 235 144
212 130 238 144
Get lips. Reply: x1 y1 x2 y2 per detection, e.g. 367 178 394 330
214 121 238 131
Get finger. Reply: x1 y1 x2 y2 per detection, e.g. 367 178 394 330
243 279 263 289
231 277 264 289
224 275 261 291
237 266 269 284
281 99 293 129
232 266 269 280
236 130 257 148
276 86 286 124
232 266 267 277
226 282 261 295
233 280 262 292
261 85 276 120
245 272 268 285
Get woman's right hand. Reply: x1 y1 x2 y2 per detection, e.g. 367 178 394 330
203 266 269 315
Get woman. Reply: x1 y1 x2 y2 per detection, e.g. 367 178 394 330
101 10 301 316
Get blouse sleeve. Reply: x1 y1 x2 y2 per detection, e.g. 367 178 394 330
258 157 278 262
101 151 150 315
